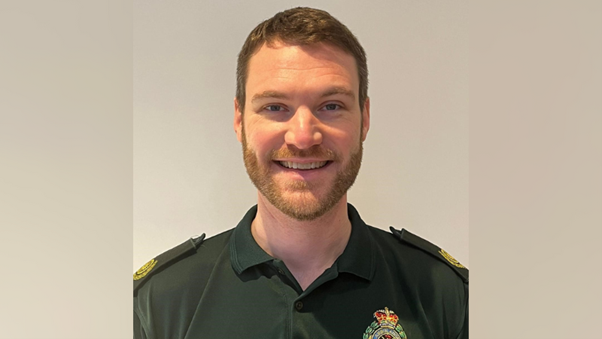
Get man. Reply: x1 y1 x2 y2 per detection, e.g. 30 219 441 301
134 7 468 339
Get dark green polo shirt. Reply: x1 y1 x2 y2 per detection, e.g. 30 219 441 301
134 204 468 339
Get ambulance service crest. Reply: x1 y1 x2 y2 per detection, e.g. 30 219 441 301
363 307 407 339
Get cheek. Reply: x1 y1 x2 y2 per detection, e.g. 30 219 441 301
245 127 283 158
327 126 361 151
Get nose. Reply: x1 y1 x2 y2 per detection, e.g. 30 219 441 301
284 106 323 149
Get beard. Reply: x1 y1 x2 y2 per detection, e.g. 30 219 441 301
242 127 363 221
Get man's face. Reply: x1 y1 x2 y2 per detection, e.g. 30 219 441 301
234 41 370 221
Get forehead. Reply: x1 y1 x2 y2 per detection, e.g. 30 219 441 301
245 41 359 96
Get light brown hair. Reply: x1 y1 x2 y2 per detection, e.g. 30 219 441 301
236 7 368 113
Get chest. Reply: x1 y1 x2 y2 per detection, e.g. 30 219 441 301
149 263 450 339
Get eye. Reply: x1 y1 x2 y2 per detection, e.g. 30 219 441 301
265 104 285 112
321 103 341 111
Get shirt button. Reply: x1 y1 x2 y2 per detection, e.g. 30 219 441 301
295 301 303 311
277 268 285 275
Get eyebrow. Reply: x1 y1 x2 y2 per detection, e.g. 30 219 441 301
250 87 356 104
251 91 289 103
320 87 356 100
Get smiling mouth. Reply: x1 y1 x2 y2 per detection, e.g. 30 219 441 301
277 161 330 170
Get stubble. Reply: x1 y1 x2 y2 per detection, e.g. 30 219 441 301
241 125 363 221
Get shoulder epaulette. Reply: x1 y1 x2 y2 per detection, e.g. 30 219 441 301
134 234 205 294
389 227 468 284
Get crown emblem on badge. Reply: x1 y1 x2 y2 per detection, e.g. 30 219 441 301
363 307 407 339
374 307 399 327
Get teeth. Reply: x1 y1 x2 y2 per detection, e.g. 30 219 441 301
279 161 328 170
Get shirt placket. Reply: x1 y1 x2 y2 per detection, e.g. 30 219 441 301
271 259 342 339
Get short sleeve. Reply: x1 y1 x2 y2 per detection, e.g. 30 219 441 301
134 300 149 339
454 283 469 339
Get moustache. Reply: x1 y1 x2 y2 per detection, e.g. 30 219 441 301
268 146 339 161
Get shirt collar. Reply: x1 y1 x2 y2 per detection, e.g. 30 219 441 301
336 203 376 281
230 205 273 274
229 203 376 281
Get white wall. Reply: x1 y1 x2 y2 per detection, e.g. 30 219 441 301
134 0 468 271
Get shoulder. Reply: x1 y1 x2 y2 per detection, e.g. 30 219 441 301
133 229 234 295
372 227 468 338
367 226 468 284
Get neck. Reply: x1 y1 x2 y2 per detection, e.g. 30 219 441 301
251 194 352 290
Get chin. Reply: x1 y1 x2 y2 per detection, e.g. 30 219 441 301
268 188 340 221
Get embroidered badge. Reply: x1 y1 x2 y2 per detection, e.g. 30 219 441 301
133 259 157 281
363 307 407 339
438 249 466 269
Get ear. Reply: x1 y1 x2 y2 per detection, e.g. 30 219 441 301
234 98 243 143
361 97 370 141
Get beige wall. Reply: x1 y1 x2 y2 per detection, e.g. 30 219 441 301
2 0 600 338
